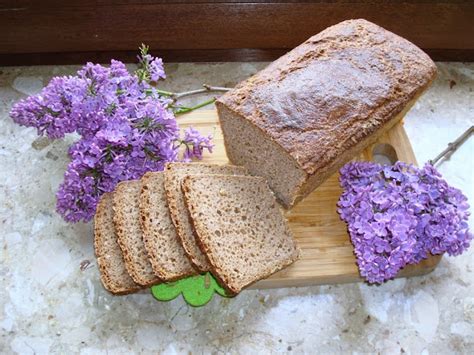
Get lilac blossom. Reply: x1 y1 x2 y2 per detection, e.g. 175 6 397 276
338 161 472 284
180 127 214 162
10 47 213 223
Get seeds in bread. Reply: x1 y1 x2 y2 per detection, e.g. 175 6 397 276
113 180 161 287
94 192 142 295
164 163 248 272
182 174 300 294
140 171 197 281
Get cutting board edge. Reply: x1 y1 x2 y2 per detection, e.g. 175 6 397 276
250 254 442 289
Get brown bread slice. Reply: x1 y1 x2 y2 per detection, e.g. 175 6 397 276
182 174 300 294
139 171 197 281
94 192 142 295
164 163 248 272
113 180 161 287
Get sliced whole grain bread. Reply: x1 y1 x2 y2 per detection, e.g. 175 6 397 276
113 180 161 287
139 171 197 281
182 174 300 294
164 163 248 272
94 192 142 295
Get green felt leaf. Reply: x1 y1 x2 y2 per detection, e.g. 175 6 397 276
150 273 231 307
151 281 183 301
215 282 231 297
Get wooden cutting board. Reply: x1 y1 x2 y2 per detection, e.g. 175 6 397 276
178 110 442 289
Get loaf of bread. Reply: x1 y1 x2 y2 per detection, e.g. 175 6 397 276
216 19 437 208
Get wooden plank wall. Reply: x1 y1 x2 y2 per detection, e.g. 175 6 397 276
1 1 473 65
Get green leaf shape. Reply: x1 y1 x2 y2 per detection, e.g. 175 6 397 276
151 273 231 307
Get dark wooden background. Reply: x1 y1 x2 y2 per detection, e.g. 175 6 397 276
1 0 473 65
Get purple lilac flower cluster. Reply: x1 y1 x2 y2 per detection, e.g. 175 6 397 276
338 161 471 284
10 46 213 223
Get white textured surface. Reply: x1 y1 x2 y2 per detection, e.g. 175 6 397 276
0 62 473 354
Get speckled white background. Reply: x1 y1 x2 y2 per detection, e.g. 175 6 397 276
0 62 473 354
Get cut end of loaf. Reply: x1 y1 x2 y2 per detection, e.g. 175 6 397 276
216 103 306 209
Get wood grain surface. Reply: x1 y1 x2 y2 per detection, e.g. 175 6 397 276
177 109 442 289
1 1 473 65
